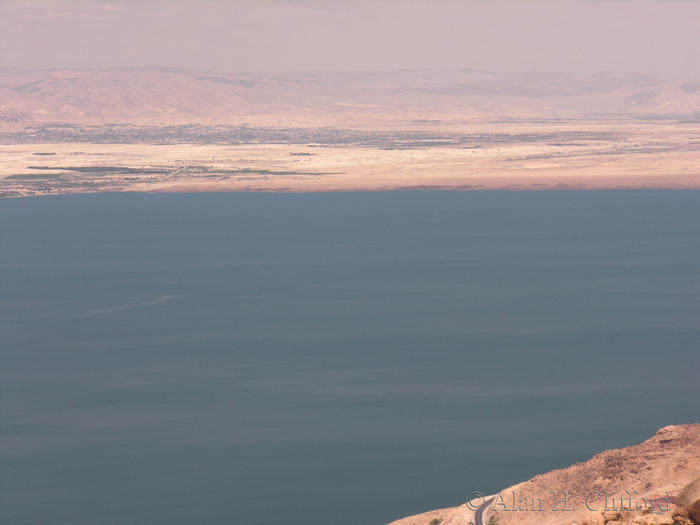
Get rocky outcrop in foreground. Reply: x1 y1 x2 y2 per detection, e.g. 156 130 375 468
390 424 700 525
671 476 700 525
489 424 700 525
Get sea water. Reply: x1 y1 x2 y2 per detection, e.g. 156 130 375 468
1 190 698 525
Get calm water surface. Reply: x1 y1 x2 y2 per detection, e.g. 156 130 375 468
1 191 699 525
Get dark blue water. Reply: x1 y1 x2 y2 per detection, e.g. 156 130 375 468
1 191 698 525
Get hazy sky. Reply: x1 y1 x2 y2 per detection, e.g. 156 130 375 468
2 0 699 78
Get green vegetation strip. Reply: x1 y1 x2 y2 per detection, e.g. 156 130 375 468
27 166 169 173
216 168 330 176
4 173 63 180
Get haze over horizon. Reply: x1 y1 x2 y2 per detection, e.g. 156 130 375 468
2 0 700 79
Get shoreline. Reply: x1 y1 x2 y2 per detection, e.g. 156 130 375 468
3 68 699 197
2 138 699 198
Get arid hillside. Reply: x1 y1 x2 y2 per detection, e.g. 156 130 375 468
2 68 700 129
390 424 700 525
490 424 700 525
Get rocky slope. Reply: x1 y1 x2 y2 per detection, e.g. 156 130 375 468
390 424 700 525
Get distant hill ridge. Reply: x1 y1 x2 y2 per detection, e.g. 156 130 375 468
2 68 700 128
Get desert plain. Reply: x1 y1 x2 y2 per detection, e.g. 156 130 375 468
1 67 700 196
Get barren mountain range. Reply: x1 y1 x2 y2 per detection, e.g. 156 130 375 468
2 67 700 128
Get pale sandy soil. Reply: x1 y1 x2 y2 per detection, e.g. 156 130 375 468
2 122 699 197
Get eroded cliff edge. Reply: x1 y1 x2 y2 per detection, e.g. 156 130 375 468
390 424 700 525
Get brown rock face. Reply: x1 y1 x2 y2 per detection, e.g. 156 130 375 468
604 511 623 522
675 476 700 525
489 424 700 525
389 425 700 525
